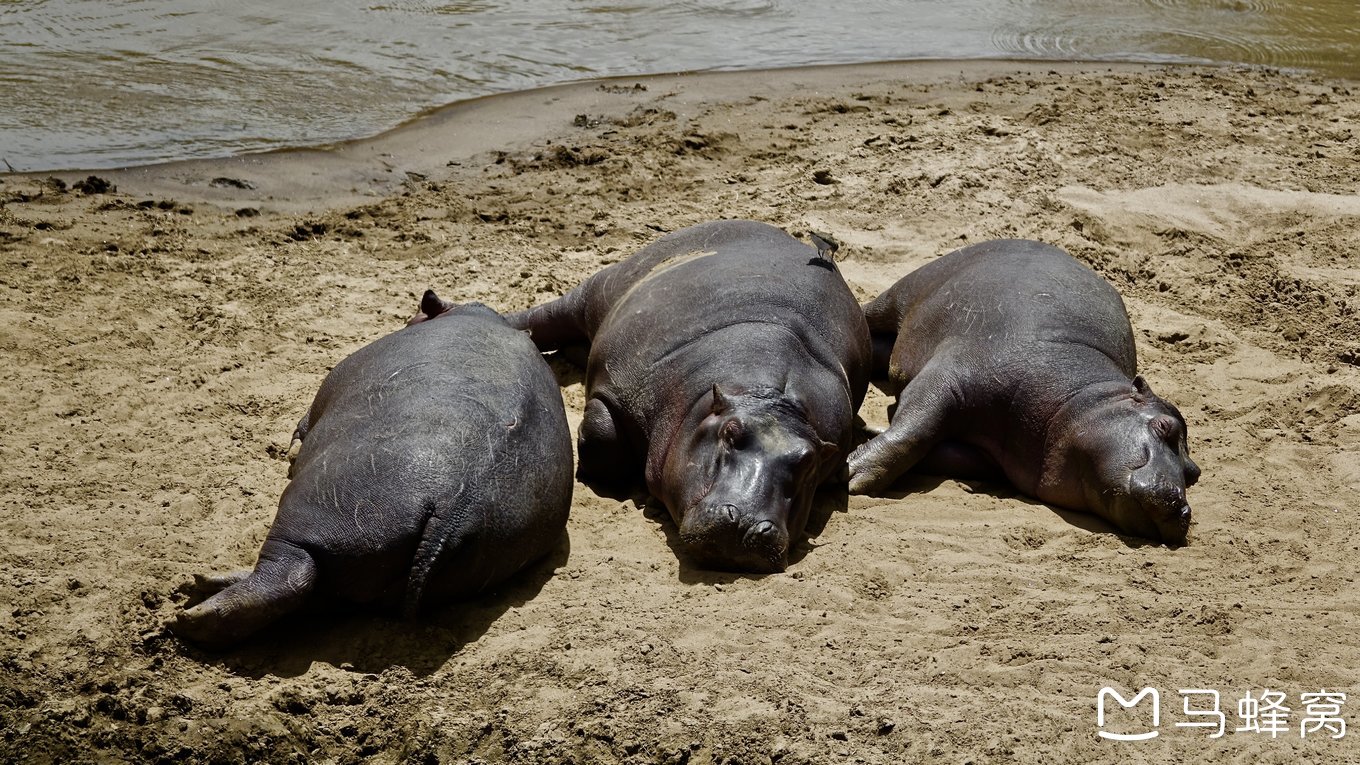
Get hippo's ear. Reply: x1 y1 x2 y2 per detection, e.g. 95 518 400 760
711 384 729 416
1132 375 1154 396
420 289 455 318
408 289 453 325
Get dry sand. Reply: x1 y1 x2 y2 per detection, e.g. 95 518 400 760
2 61 1358 764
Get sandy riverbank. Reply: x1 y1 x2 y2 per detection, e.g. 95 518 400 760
2 60 1358 763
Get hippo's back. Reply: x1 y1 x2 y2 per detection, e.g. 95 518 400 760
280 304 572 602
591 220 869 380
870 239 1136 379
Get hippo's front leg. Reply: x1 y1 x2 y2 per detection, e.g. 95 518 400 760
847 368 954 495
577 396 641 487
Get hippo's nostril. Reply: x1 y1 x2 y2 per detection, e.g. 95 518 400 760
723 504 737 522
751 520 774 537
1177 505 1191 522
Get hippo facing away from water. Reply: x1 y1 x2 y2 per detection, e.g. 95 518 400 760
847 239 1199 544
173 293 573 648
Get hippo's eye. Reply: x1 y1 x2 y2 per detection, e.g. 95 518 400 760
719 419 745 447
1150 415 1180 440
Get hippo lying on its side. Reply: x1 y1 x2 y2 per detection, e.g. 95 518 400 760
847 239 1200 544
173 292 573 648
508 220 871 573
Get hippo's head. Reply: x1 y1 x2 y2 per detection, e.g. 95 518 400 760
1075 376 1200 545
662 385 838 573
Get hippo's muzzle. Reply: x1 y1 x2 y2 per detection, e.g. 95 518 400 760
1152 502 1191 547
1125 472 1192 546
680 503 789 573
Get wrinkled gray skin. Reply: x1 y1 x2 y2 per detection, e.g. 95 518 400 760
173 294 573 648
847 240 1200 545
508 220 870 572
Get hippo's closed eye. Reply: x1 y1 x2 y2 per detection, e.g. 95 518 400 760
1149 414 1180 440
720 419 747 447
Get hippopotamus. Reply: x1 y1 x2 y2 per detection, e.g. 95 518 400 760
507 220 870 572
846 239 1200 544
172 292 573 647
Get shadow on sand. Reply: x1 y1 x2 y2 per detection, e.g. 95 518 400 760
173 532 572 679
877 471 1171 550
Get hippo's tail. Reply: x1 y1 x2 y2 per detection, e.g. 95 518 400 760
403 484 482 620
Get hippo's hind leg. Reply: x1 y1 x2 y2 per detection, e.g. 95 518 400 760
576 396 641 488
847 366 955 495
505 289 592 353
171 538 319 649
915 440 1005 482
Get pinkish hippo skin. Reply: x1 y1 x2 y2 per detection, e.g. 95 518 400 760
847 239 1200 545
507 220 871 573
173 297 573 648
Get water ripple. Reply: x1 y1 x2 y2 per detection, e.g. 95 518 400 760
1144 0 1277 12
1 0 1357 171
678 1 779 18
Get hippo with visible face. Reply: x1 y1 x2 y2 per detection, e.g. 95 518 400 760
507 220 871 572
172 293 573 648
847 239 1200 544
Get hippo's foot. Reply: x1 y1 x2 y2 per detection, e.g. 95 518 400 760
847 429 928 495
175 570 251 601
171 541 319 649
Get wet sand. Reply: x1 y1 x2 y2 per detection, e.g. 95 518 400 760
2 61 1358 763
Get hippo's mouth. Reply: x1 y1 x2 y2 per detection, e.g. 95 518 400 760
1147 497 1191 546
678 505 790 574
680 534 788 574
1111 479 1191 546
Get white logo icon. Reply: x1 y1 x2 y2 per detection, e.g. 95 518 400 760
1097 687 1160 741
